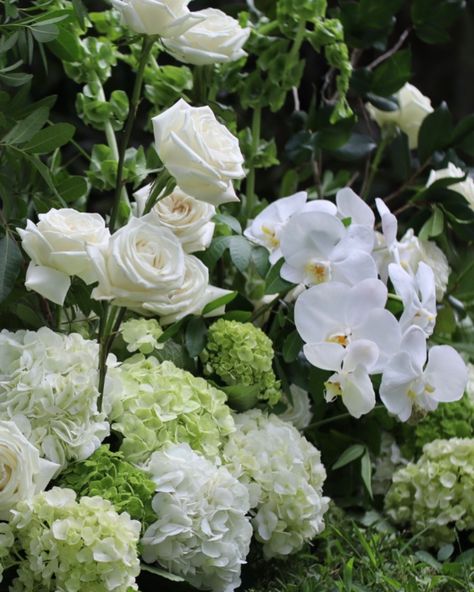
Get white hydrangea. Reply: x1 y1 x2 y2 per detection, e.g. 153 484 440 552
0 522 14 584
278 385 313 430
141 444 252 592
120 318 164 354
222 409 329 559
372 433 409 495
467 363 474 402
0 328 113 466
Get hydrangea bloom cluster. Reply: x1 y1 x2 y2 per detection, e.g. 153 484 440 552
0 328 112 466
222 409 329 558
0 522 14 584
110 357 235 464
120 318 164 354
141 443 252 592
245 188 467 421
10 487 141 592
385 438 474 546
59 446 155 528
201 319 282 406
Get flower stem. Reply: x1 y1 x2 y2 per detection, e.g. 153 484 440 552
245 105 262 220
362 134 390 199
97 305 125 412
109 36 155 233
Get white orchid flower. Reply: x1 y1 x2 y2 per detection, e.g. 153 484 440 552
389 261 437 336
279 211 377 286
244 192 336 264
380 326 467 421
325 340 378 418
294 278 401 374
336 188 375 228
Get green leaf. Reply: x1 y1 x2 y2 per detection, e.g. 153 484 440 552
202 291 237 315
23 123 75 154
48 27 82 62
2 106 49 145
22 153 66 205
30 22 59 43
0 71 33 87
411 0 465 44
437 544 454 562
265 258 294 295
201 236 231 268
417 103 453 162
0 235 23 303
371 50 411 96
282 330 303 363
332 444 366 470
140 564 184 582
222 384 260 411
229 235 252 274
419 206 444 240
360 449 373 499
450 114 474 146
330 133 376 162
251 246 270 278
185 316 207 358
213 213 242 234
56 176 88 202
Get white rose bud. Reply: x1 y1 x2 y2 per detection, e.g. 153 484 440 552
17 208 110 306
112 0 202 38
152 99 245 207
0 420 59 520
142 254 232 325
135 183 215 253
427 162 474 210
164 8 250 66
88 217 185 311
367 83 433 149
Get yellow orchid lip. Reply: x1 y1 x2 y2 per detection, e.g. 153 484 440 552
304 261 331 284
261 225 280 248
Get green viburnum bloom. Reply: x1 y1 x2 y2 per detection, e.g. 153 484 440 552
110 357 235 465
201 319 282 407
59 446 156 528
10 487 141 592
0 522 14 585
120 318 164 354
385 438 474 547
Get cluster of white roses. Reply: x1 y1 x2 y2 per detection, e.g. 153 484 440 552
113 0 250 66
245 188 468 420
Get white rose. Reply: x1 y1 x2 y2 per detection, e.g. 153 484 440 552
88 216 185 311
112 0 202 38
367 83 433 149
427 162 474 210
141 254 232 325
135 183 215 253
164 8 250 66
0 420 58 520
152 99 245 207
17 208 110 306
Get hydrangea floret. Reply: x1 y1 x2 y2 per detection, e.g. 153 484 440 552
0 328 113 466
141 443 252 592
120 318 164 354
0 522 14 585
222 409 330 558
385 438 474 546
10 487 141 592
59 445 155 528
109 357 235 464
201 320 282 406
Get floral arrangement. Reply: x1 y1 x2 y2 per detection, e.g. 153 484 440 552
0 0 474 590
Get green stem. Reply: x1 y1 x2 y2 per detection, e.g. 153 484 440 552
109 36 155 233
97 304 122 411
142 170 176 215
245 105 262 220
289 20 306 62
362 134 390 199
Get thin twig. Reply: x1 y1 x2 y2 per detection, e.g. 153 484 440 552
366 28 411 70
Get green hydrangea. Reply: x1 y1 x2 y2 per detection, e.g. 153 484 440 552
201 320 282 407
110 357 235 465
10 487 141 592
121 318 164 354
385 438 474 547
402 396 474 457
59 446 155 528
0 522 14 585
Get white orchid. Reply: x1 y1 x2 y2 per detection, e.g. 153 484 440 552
380 326 467 421
279 211 377 286
336 188 375 228
389 261 437 336
244 192 336 264
324 341 378 418
294 278 401 374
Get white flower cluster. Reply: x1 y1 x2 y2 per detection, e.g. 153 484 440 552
222 409 329 559
11 487 141 592
141 443 252 592
245 188 467 421
0 327 111 466
113 1 250 66
278 384 314 430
